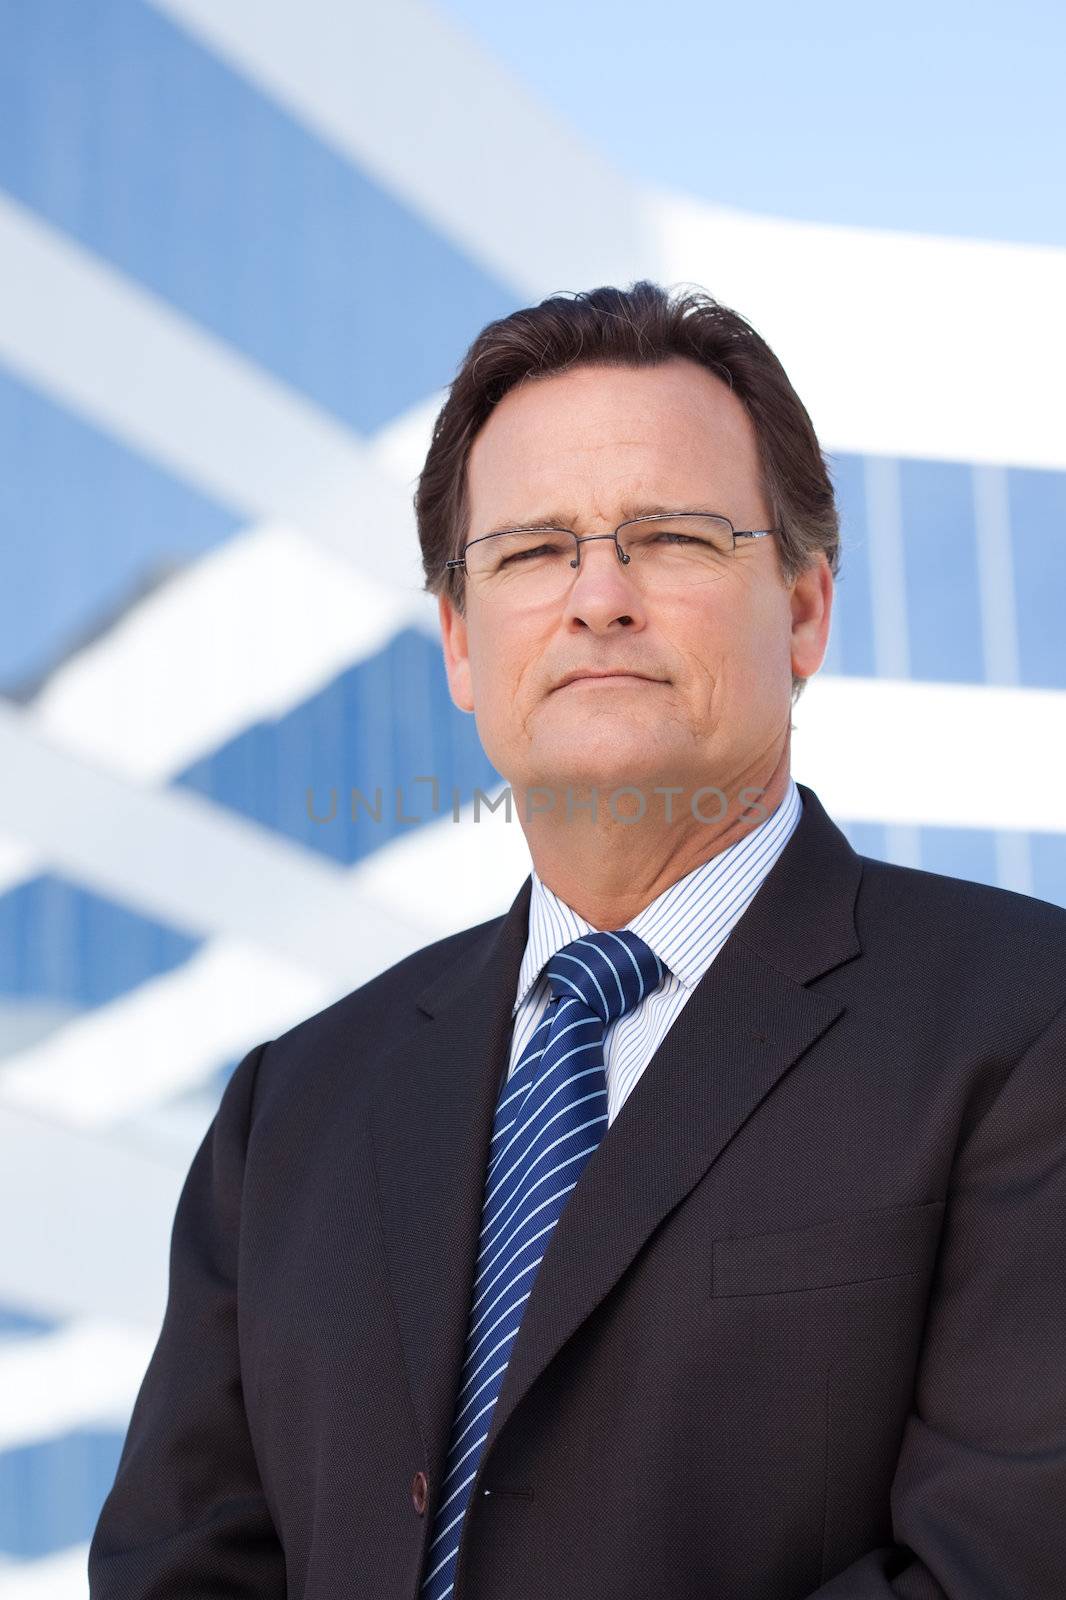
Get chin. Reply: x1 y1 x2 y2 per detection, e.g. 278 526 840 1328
524 743 664 800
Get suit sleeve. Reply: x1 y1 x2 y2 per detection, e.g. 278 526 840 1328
798 995 1066 1599
88 1039 286 1599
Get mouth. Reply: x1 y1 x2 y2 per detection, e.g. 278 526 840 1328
555 672 666 691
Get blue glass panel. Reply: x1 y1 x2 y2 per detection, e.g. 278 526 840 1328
0 876 201 1006
879 825 923 869
1008 467 1066 689
0 0 516 434
0 366 239 692
918 825 999 889
899 458 983 683
0 1427 124 1558
175 626 503 864
0 1305 58 1340
1031 830 1066 911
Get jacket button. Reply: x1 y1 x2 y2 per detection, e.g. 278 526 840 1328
411 1471 428 1514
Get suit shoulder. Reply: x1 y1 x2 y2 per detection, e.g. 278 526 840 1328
857 852 1066 930
855 852 1066 1006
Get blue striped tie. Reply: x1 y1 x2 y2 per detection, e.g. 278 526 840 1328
419 928 667 1599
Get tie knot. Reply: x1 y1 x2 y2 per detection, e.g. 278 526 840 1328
544 929 666 1025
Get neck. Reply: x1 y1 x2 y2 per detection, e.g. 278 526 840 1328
517 743 793 930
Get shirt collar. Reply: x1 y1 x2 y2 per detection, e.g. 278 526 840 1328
513 775 803 1014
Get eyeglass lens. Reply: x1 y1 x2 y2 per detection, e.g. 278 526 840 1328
463 515 735 599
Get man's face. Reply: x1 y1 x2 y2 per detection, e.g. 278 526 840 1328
439 356 829 809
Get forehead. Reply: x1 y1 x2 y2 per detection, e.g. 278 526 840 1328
465 356 765 526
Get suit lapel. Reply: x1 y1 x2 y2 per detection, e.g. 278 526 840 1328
367 877 532 1488
369 783 863 1480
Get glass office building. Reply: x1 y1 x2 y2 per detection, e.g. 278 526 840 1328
1 3 1063 1592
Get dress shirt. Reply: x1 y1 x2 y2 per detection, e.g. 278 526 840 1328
509 775 803 1127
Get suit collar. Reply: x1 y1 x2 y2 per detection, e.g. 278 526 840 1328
371 780 862 1507
414 780 860 1020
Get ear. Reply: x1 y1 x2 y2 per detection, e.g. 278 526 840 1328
439 591 475 713
789 554 834 684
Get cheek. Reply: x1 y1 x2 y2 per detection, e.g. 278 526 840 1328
684 588 789 701
466 625 529 737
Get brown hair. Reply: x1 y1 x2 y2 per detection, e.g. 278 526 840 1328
415 280 839 704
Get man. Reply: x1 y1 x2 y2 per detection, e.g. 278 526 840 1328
89 282 1066 1599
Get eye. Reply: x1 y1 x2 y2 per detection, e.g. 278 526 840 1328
492 531 573 568
500 542 561 565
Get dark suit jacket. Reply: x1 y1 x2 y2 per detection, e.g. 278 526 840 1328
88 782 1066 1599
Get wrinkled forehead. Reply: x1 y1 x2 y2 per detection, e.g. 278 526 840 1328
465 358 768 532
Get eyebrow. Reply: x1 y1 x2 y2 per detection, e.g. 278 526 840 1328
479 502 721 537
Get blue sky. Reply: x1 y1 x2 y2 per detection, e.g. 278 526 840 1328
436 0 1066 248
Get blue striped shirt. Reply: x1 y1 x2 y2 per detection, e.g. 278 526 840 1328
509 776 803 1127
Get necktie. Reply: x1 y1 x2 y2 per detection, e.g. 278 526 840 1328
419 928 667 1599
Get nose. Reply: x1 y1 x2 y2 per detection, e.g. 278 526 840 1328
562 532 647 632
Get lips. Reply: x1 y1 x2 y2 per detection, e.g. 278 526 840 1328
555 671 662 689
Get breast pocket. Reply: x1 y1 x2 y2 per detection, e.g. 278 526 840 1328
711 1199 946 1297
